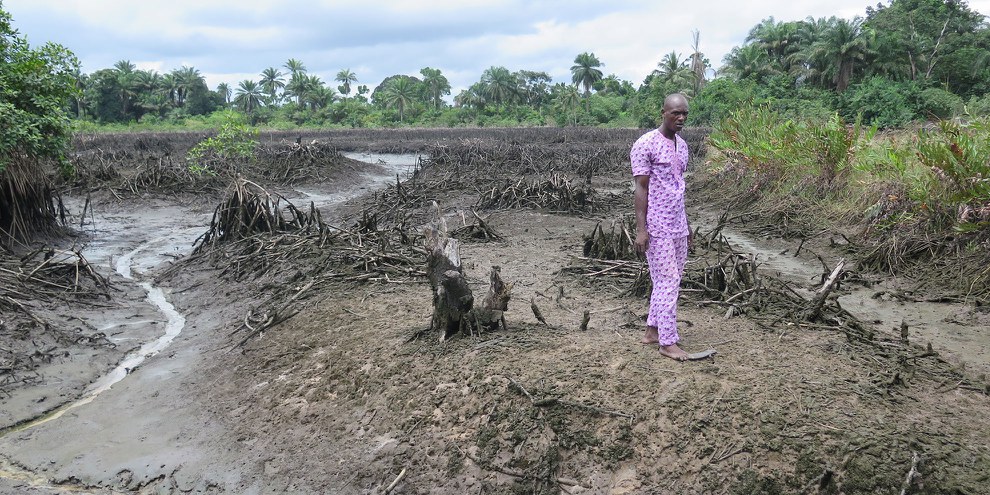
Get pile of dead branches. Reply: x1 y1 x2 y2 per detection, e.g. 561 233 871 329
168 179 430 348
564 220 863 330
450 209 503 242
0 247 111 329
185 178 427 283
477 173 606 213
65 140 355 196
193 178 331 257
583 216 636 260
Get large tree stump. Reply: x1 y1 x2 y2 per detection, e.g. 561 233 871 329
425 219 474 341
424 209 512 341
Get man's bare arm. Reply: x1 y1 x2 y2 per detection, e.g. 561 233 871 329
633 175 650 254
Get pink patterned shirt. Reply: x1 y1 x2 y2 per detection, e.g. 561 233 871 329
630 129 689 239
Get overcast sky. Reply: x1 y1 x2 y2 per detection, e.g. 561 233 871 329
5 0 989 96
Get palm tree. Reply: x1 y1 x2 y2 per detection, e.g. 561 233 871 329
554 85 581 126
233 80 263 113
689 30 709 96
721 44 772 81
307 85 337 110
747 17 800 70
335 69 357 98
284 72 308 106
419 67 450 110
480 66 517 108
172 66 203 107
71 68 89 118
284 58 306 77
259 67 285 106
787 16 833 87
571 52 604 111
454 83 486 110
113 60 139 120
113 60 136 74
815 17 872 92
216 83 231 105
299 75 330 109
381 77 417 122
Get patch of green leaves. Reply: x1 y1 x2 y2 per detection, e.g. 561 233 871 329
186 110 258 175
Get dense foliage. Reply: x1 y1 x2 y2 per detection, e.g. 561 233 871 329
1 1 79 245
0 2 78 173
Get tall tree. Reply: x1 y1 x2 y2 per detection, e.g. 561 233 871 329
299 75 332 110
571 52 604 111
866 0 986 92
747 17 801 72
381 77 417 122
816 17 872 92
655 51 695 94
259 67 285 106
517 70 552 108
284 58 307 77
721 43 772 81
233 80 263 113
171 66 203 107
216 82 231 105
481 66 518 108
454 83 487 110
419 67 450 110
689 30 709 96
787 16 834 87
285 72 309 106
335 69 357 98
552 84 581 126
113 60 139 120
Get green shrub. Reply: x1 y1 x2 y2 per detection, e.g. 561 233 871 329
916 118 990 227
839 77 919 128
917 87 963 120
186 111 258 174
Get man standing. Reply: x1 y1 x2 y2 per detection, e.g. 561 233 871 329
630 93 692 361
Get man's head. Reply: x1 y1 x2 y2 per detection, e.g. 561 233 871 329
660 93 689 137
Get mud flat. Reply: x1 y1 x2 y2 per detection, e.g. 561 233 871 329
0 128 988 494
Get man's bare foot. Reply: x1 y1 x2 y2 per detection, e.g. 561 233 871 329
658 343 689 361
641 327 659 345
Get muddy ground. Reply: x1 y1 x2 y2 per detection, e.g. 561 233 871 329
1 128 988 494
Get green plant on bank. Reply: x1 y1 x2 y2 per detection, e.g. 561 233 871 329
916 118 990 231
186 111 259 175
708 104 863 192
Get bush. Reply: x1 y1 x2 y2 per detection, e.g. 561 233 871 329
690 79 762 127
839 77 919 128
965 93 990 118
186 111 258 174
917 87 963 120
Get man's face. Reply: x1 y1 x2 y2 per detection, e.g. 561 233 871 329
661 99 689 134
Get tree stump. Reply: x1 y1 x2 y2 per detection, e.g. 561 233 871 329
425 219 474 341
424 208 513 341
473 266 512 333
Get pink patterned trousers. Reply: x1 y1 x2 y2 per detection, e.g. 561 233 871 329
646 236 688 346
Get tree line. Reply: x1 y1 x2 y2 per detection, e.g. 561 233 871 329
38 0 990 132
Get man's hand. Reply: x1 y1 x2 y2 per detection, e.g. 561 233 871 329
635 231 650 255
